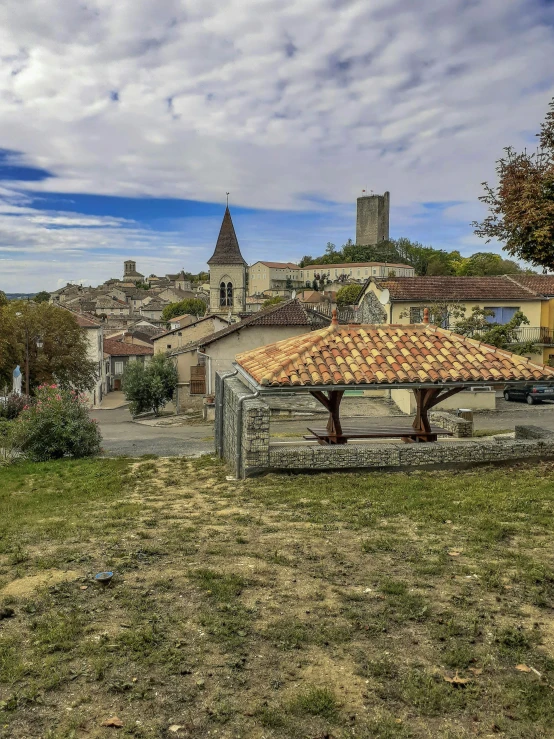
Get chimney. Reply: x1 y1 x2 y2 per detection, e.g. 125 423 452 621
423 307 429 324
331 308 338 326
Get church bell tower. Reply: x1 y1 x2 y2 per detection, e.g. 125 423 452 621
207 206 247 318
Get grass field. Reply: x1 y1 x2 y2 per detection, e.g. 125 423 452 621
1 457 554 738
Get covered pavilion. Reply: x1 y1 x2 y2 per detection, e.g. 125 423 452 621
234 310 554 444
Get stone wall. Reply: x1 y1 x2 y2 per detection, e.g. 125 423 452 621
515 425 552 440
429 411 473 438
266 433 554 476
215 371 270 478
357 291 387 324
216 372 554 478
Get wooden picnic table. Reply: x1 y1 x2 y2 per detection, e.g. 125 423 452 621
304 424 453 445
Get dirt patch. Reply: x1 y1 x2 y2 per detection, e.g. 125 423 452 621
1 569 80 597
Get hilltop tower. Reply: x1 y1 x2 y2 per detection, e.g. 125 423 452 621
356 192 390 245
207 207 247 317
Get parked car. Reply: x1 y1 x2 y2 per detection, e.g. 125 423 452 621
503 384 554 404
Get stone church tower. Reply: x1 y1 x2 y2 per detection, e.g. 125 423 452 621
356 192 390 245
207 207 247 318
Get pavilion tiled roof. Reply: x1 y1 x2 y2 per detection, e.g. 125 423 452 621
207 207 247 266
235 322 554 387
370 276 540 301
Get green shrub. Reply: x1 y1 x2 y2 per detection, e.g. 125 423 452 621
122 354 178 417
0 420 20 466
14 385 102 461
0 393 31 420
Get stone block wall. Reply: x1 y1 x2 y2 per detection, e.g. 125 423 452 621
515 425 552 440
267 432 554 475
429 411 473 438
215 371 270 478
215 372 554 478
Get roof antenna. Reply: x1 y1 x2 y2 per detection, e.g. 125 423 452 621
226 192 230 207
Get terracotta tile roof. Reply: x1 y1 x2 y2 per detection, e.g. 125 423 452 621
103 338 153 356
61 306 101 328
251 261 299 269
305 261 414 270
169 299 329 355
235 323 554 387
506 274 554 296
207 207 247 266
366 276 541 301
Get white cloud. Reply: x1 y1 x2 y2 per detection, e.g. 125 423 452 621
0 0 553 289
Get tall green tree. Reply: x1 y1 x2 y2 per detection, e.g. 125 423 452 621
473 97 554 271
336 284 362 307
0 301 97 393
161 298 207 322
0 291 8 307
122 353 178 417
33 291 51 303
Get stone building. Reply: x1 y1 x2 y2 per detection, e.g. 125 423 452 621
122 260 145 284
356 192 390 245
207 207 247 318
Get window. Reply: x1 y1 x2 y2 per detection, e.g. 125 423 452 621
220 281 233 307
365 269 368 275
484 307 519 324
409 307 423 323
114 361 124 375
167 344 172 349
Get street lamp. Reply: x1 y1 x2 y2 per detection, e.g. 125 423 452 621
15 311 42 395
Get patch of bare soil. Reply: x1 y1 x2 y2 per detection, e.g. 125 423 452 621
1 569 80 597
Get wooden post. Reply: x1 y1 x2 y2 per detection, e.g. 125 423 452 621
411 387 465 442
325 390 345 443
310 389 346 444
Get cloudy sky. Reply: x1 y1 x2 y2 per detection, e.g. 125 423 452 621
1 0 553 292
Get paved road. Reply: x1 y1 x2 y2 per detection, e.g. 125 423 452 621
92 399 554 458
91 407 214 457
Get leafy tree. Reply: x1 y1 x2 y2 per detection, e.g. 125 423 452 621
134 282 150 290
14 384 102 461
473 97 554 271
0 291 7 308
161 298 207 322
33 291 51 303
454 309 535 355
336 284 362 308
122 353 178 417
285 277 293 290
0 301 97 393
311 279 319 291
262 295 284 309
455 252 524 276
299 255 315 267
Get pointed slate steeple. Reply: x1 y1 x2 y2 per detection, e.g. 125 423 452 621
207 207 247 266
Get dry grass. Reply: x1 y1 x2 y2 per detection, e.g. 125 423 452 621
1 456 554 738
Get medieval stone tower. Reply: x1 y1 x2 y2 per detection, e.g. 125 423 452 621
356 192 390 245
207 207 247 318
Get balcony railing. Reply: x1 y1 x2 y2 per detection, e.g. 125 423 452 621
471 327 554 345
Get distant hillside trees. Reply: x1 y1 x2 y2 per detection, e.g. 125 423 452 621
299 238 527 276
